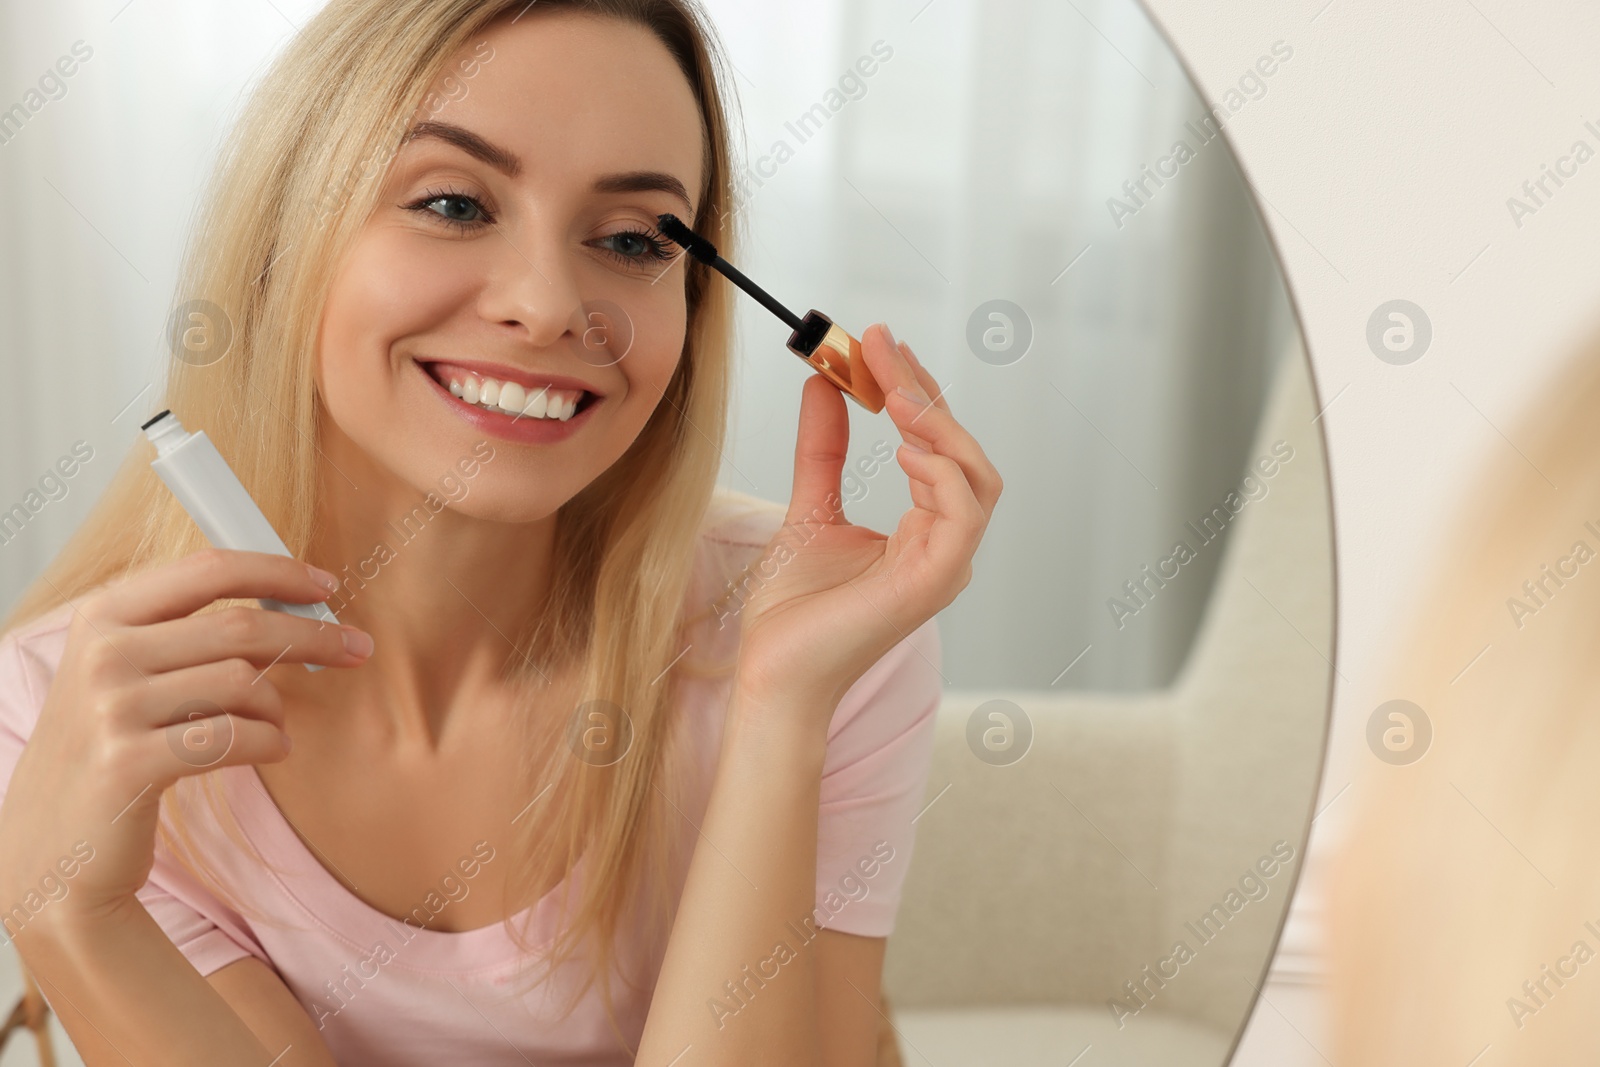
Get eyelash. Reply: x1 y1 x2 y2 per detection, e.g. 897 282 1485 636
402 186 677 268
405 186 495 230
600 227 676 267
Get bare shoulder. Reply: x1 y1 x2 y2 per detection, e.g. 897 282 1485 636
692 488 789 609
676 490 789 664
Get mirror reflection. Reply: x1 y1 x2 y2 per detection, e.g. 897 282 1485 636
0 1 1330 1065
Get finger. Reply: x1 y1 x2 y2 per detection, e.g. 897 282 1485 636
123 605 371 674
862 324 941 452
95 549 339 628
861 322 922 404
786 373 850 527
884 389 1004 523
892 446 988 573
866 324 1004 526
144 712 292 780
895 340 947 463
898 341 951 416
137 657 289 733
899 444 941 517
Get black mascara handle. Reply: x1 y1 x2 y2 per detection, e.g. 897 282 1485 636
714 258 805 332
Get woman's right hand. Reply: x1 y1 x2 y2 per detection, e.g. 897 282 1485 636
0 549 372 934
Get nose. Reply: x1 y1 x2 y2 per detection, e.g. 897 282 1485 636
475 226 584 349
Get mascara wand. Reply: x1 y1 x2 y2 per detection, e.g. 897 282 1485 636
657 213 886 414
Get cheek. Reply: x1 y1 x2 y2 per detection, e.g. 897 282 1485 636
317 231 478 411
612 293 686 403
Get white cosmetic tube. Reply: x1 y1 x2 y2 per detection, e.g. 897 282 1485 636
144 410 338 672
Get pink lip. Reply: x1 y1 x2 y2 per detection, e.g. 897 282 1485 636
416 358 604 398
419 363 602 445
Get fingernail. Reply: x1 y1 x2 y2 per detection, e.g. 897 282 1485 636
896 385 930 407
308 565 339 593
881 322 898 348
281 732 294 754
342 627 374 658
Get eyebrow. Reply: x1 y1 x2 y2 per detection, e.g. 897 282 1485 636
402 120 693 211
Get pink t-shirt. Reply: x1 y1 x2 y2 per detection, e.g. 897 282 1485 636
0 491 942 1064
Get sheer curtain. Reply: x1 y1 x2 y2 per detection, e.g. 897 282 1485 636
0 0 1292 695
707 0 1295 690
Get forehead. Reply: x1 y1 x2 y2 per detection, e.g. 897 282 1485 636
415 10 706 212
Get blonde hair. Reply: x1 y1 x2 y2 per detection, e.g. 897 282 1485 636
1327 337 1600 1064
5 0 743 1050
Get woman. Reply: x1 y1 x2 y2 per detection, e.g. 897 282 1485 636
1326 338 1600 1065
0 1 1001 1063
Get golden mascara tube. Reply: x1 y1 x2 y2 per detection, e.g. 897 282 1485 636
656 214 886 414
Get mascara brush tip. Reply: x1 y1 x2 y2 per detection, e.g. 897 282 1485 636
657 213 719 264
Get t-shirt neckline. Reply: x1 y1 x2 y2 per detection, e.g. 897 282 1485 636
229 764 580 974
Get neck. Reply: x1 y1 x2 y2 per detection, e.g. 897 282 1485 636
290 422 561 746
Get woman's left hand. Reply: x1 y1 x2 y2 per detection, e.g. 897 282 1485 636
732 322 1003 723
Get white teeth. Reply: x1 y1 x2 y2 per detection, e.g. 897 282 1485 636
522 387 548 419
498 381 526 413
441 369 584 421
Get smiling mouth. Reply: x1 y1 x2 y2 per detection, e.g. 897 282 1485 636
420 363 601 422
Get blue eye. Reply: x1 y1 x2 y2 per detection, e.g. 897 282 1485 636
406 188 493 229
593 228 675 269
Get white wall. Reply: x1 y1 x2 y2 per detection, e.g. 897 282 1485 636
1137 1 1600 1061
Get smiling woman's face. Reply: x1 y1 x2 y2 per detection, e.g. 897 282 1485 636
315 9 705 522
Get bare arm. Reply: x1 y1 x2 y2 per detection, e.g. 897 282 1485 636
19 901 337 1066
814 931 890 1067
207 955 341 1060
635 691 836 1066
636 327 998 1065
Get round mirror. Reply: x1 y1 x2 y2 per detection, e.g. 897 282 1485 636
707 0 1332 1063
0 1 1330 1064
